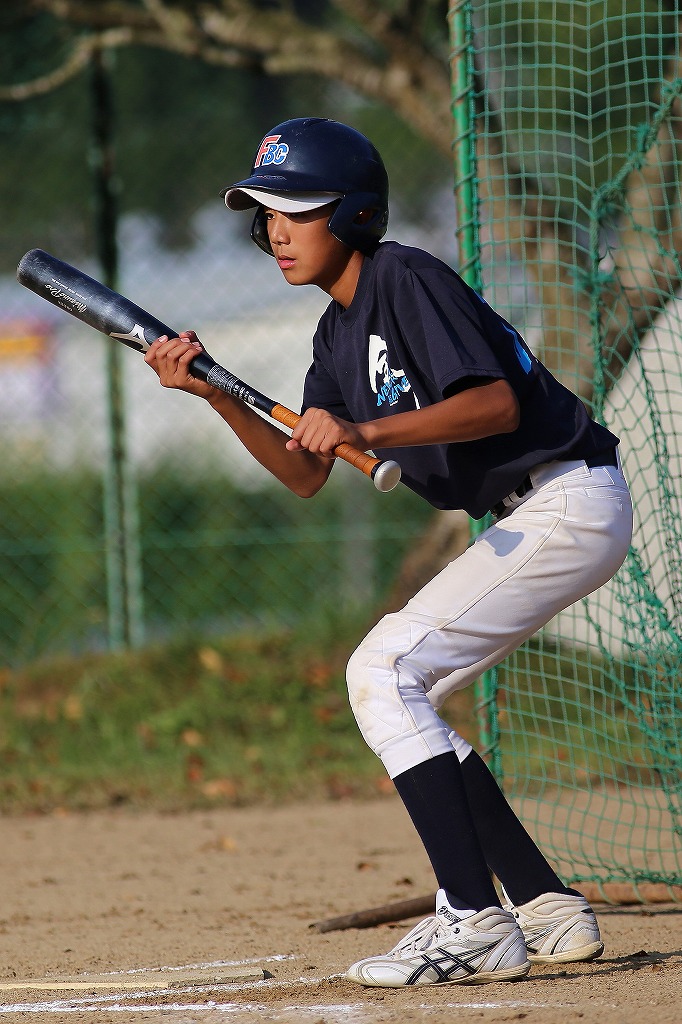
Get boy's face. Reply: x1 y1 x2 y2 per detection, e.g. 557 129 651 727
264 204 358 296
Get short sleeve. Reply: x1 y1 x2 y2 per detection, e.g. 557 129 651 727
391 267 508 396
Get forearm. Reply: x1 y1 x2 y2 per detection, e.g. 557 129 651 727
207 391 333 497
144 334 332 496
361 379 520 450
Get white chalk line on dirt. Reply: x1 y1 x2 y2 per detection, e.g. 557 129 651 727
0 960 615 1018
0 999 614 1015
0 998 611 1019
0 973 328 1014
98 955 297 975
0 957 299 999
0 974 614 1017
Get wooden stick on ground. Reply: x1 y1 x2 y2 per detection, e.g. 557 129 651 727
311 882 682 933
312 895 433 933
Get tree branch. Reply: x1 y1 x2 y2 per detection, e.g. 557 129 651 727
0 28 134 99
6 0 452 154
600 74 682 392
34 0 157 30
198 3 451 153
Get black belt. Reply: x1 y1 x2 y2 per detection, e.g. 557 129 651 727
491 449 618 519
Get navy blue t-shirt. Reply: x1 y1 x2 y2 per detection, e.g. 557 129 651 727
302 241 618 519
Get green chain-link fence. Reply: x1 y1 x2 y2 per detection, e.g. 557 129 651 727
451 0 681 898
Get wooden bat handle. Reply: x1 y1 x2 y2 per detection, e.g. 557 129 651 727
270 404 401 492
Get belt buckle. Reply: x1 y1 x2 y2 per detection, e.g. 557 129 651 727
491 473 533 519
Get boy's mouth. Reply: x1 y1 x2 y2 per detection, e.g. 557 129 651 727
277 256 296 270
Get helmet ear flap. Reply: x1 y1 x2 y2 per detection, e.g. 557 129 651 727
250 192 388 258
328 193 388 253
251 208 275 256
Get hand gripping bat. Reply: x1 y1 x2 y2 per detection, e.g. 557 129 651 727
16 249 401 491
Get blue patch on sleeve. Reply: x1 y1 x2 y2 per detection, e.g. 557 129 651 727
502 322 533 374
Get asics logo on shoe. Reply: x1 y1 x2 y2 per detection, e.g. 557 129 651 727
437 904 461 927
405 942 499 985
521 924 556 952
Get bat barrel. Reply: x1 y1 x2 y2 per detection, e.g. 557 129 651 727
17 249 175 353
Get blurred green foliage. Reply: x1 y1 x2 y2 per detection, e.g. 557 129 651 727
0 621 647 813
3 0 679 263
0 615 387 810
0 468 433 665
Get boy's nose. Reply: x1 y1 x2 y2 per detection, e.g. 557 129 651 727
268 212 290 244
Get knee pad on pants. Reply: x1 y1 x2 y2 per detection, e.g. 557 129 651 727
346 617 471 778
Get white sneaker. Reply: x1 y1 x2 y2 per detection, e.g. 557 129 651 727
345 889 530 988
506 892 604 964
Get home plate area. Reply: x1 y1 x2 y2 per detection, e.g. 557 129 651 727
0 959 280 1015
0 962 380 1022
0 958 566 1022
0 803 678 1023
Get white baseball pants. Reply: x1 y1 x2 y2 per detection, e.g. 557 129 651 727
347 457 633 779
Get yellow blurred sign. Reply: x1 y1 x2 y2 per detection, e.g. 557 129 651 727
0 320 52 363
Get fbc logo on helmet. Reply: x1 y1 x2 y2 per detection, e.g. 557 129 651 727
254 135 289 168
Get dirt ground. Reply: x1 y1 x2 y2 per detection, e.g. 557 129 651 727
0 797 680 1023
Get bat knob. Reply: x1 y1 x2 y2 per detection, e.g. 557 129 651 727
371 459 402 492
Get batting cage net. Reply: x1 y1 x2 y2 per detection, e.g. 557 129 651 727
451 0 681 899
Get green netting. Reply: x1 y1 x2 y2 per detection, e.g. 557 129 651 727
451 0 681 896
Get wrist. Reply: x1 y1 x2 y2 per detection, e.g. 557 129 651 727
360 419 384 450
206 389 231 412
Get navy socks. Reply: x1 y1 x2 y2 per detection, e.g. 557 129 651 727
459 748 572 906
393 752 501 912
393 749 571 911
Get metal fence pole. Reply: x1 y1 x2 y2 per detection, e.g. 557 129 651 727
448 1 502 780
449 0 482 293
89 47 145 650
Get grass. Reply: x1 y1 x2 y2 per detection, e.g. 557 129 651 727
0 612 380 812
0 612 661 815
2 609 475 813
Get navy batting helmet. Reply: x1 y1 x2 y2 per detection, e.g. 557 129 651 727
222 117 389 256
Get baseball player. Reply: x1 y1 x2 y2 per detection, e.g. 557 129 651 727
145 117 633 987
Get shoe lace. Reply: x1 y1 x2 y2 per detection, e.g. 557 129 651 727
389 916 451 957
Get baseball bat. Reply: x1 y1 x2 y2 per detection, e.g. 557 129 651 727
16 248 402 492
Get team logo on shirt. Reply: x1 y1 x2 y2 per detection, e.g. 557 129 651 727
368 334 417 408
